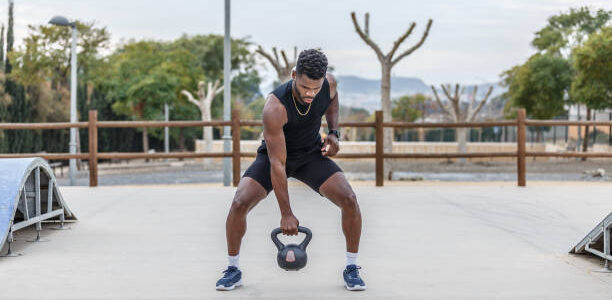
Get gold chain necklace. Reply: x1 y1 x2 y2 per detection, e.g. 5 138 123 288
291 90 312 116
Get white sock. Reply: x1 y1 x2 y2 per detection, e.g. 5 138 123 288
346 252 358 266
228 254 240 269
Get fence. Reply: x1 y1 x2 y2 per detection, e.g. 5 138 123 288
1 108 611 187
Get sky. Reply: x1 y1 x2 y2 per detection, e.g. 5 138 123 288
3 0 612 87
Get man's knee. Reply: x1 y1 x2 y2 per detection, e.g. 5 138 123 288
230 189 258 215
340 192 359 212
230 196 250 215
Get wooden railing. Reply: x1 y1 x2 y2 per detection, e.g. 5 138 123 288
1 108 611 187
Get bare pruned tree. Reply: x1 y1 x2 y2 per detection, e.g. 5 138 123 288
181 80 223 156
351 11 433 178
256 46 298 84
431 84 494 160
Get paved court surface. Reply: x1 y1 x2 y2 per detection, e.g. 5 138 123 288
1 181 611 299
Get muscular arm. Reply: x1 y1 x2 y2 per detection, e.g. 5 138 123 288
322 73 340 156
263 94 298 234
325 73 339 132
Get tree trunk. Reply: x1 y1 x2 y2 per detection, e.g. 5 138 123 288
418 128 425 142
202 106 213 153
279 74 291 84
456 127 467 156
202 100 213 165
582 108 591 161
381 63 394 179
536 127 542 143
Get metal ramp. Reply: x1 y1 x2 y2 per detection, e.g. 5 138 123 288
0 158 76 256
570 212 612 271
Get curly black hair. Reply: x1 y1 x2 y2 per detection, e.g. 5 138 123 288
296 49 328 80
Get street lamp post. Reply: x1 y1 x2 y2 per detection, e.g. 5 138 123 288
223 0 231 186
49 16 78 186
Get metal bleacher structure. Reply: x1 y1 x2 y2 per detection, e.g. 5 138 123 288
0 158 76 257
571 212 612 272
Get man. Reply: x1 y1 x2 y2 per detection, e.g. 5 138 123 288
216 49 365 291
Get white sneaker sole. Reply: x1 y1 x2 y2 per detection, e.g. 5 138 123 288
345 283 367 291
216 280 242 291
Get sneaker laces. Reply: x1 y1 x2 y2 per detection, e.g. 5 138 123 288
346 265 362 279
221 267 237 278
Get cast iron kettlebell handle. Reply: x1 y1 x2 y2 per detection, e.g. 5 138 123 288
271 226 312 251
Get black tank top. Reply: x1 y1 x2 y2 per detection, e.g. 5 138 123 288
261 78 331 155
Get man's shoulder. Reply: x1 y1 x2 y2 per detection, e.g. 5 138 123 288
326 73 337 98
326 73 337 86
263 94 287 127
265 93 284 109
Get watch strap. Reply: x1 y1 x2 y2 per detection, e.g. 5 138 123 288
328 129 340 139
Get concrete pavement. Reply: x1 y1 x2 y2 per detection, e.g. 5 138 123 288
1 181 611 299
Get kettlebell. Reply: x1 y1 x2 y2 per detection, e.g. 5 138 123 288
271 226 312 271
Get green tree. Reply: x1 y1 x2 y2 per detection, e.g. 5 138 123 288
502 6 610 146
392 94 427 142
108 40 201 152
167 34 260 150
0 23 7 128
9 22 110 122
0 24 5 71
107 35 261 153
392 94 426 122
571 26 612 156
168 34 261 119
502 54 572 141
2 23 263 155
571 26 612 110
0 72 12 147
1 0 38 153
5 0 13 73
4 20 110 154
533 7 611 56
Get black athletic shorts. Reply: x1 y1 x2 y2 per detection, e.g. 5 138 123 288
243 145 342 195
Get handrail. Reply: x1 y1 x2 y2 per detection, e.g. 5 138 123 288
1 108 610 187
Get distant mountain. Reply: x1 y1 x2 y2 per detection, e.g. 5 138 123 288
336 75 430 95
336 75 506 112
260 75 506 113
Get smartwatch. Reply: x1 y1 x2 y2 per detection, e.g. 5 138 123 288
328 129 340 139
